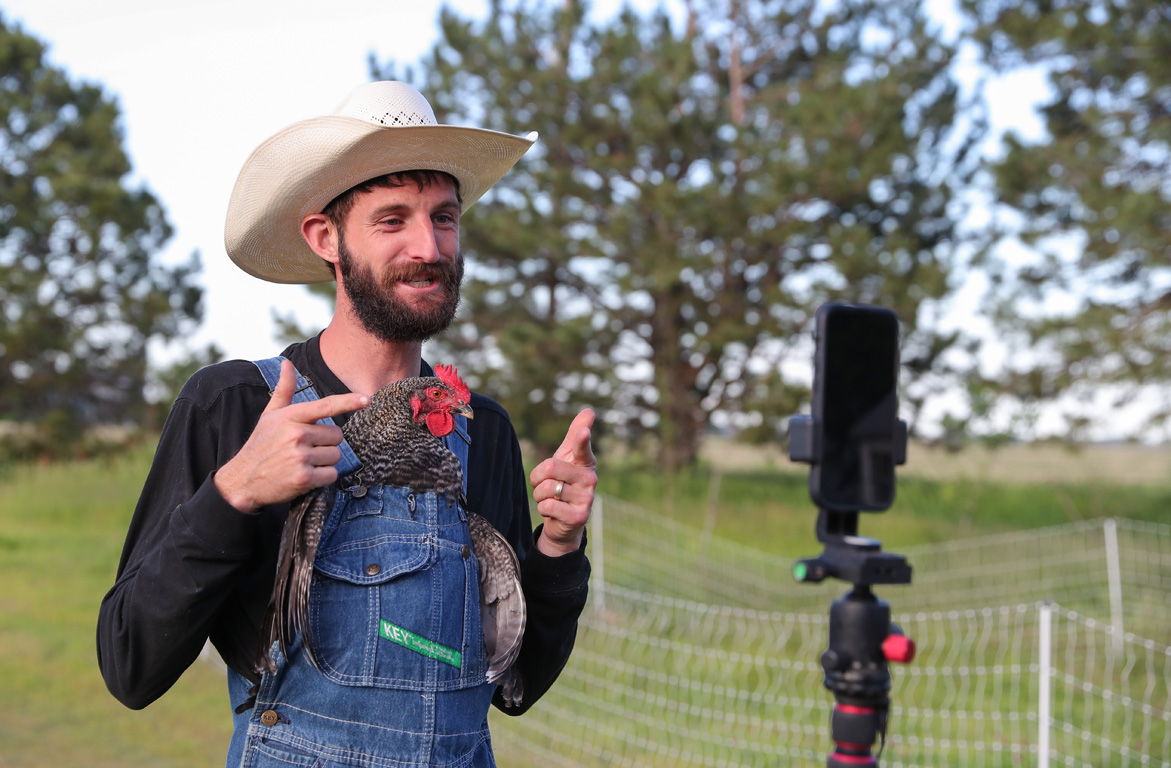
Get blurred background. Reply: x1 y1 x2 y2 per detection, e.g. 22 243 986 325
0 1 1167 766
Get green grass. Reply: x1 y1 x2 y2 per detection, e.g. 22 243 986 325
0 445 233 767
604 458 1171 557
1 443 1168 766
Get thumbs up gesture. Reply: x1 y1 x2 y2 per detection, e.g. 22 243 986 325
214 360 370 513
530 409 598 557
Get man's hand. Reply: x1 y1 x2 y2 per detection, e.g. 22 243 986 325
214 360 370 513
530 409 597 557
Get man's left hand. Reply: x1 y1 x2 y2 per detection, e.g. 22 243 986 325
530 409 597 557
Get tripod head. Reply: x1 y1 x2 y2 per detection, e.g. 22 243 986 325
788 302 916 767
788 411 912 587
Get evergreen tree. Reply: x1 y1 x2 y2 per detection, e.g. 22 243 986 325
0 16 202 447
377 0 985 469
963 0 1171 439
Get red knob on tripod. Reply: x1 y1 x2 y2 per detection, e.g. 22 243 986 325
882 633 916 664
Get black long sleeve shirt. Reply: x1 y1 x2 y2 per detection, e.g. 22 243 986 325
96 335 588 715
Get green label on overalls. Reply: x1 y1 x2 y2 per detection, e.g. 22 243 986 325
379 620 462 668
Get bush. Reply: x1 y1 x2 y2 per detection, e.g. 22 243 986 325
0 417 146 467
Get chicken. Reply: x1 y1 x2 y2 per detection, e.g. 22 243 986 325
257 364 525 706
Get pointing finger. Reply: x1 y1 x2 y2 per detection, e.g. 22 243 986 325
261 360 370 423
289 392 371 425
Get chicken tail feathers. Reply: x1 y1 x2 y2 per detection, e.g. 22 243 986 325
256 488 330 675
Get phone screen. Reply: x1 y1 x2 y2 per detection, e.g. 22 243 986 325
811 303 900 511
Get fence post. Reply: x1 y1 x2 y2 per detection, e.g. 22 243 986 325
1038 600 1053 768
1103 517 1124 656
592 495 605 613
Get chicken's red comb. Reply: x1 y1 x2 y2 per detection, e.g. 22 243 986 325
434 364 470 403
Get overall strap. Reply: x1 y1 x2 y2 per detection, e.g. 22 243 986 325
445 415 470 496
252 356 362 477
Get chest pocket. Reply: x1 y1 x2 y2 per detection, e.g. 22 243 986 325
308 482 488 691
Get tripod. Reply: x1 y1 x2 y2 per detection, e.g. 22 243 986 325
795 509 915 767
787 300 915 765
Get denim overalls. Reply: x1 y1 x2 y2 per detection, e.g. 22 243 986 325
225 358 496 768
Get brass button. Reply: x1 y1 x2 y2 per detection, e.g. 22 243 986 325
461 545 471 559
366 563 381 576
352 485 368 498
260 709 280 727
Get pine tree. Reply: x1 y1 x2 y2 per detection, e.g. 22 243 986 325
0 16 202 452
378 0 986 469
964 0 1171 439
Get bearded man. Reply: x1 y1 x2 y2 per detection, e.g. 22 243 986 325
96 81 595 768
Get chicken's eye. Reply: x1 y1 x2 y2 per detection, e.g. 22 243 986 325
430 389 443 399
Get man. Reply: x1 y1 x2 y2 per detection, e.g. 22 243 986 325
97 81 595 767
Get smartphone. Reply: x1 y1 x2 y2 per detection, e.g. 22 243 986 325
809 302 901 512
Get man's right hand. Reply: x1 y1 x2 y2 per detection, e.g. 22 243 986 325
213 359 370 513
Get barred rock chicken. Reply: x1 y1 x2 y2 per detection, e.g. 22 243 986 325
257 365 526 706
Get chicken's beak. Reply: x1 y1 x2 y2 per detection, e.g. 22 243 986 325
454 404 473 444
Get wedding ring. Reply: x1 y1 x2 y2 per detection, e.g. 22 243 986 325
554 480 565 501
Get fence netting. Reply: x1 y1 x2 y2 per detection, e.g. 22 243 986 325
489 500 1171 767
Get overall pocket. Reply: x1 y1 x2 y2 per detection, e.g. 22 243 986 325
245 734 324 768
308 488 487 691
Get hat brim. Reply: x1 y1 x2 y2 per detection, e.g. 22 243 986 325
225 116 535 284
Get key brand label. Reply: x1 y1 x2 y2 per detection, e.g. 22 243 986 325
379 620 462 668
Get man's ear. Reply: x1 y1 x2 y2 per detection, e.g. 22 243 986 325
301 213 340 268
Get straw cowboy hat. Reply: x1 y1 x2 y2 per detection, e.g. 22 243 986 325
224 81 537 284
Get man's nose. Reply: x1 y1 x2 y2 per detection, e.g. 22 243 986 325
403 217 440 263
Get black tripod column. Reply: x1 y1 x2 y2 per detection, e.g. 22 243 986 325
820 585 915 767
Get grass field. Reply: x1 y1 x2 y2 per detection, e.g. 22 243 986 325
0 444 234 767
0 439 1167 766
701 436 1171 485
618 439 1171 557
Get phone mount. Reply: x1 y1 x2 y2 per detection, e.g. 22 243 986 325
789 414 916 768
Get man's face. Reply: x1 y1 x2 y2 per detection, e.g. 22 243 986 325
335 178 464 344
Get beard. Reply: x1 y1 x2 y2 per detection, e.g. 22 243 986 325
337 237 464 344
